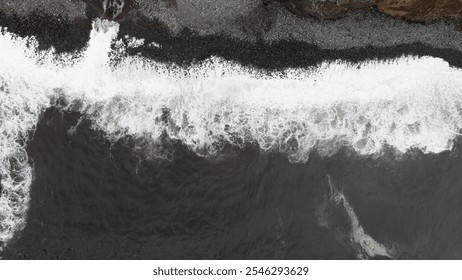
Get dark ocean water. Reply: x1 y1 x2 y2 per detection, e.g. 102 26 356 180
2 106 462 259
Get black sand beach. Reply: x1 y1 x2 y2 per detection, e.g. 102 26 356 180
1 0 462 260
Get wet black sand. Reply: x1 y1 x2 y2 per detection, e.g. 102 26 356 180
1 11 462 70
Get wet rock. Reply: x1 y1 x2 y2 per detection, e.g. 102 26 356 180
376 0 462 23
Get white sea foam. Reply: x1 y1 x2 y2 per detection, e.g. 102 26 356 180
78 53 462 162
69 22 462 162
123 35 145 48
1 19 462 246
324 175 391 259
0 29 50 248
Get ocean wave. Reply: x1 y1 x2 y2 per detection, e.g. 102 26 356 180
1 19 462 246
70 21 462 161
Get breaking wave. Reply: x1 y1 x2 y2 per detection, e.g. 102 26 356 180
1 19 462 247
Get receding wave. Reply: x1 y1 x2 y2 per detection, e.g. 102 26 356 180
1 19 462 246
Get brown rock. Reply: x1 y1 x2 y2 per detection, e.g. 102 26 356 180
376 0 462 23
